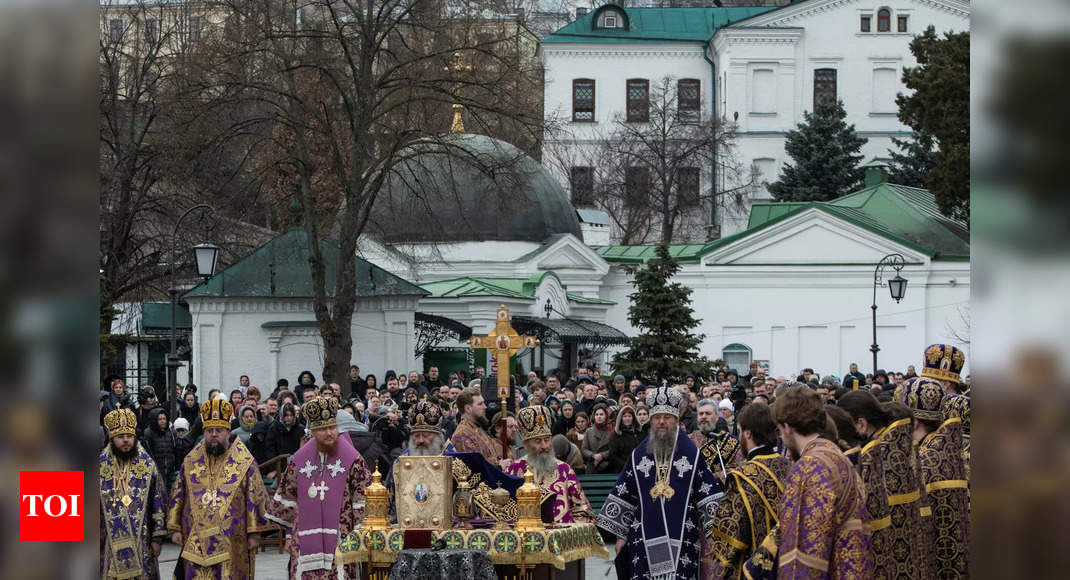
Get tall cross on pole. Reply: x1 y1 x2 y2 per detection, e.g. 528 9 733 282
468 305 539 404
467 305 539 458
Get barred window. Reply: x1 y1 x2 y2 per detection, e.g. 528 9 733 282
570 166 595 207
144 18 158 44
814 68 837 108
677 167 701 207
678 79 700 120
624 166 650 210
573 79 595 122
626 79 649 123
109 19 123 44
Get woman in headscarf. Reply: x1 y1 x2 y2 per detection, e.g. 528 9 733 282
567 411 589 450
552 399 576 436
230 404 257 445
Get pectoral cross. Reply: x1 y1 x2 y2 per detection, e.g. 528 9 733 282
467 305 539 407
308 480 329 501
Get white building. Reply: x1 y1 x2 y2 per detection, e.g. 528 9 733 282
541 0 970 239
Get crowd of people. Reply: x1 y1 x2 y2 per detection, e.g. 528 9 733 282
100 345 970 579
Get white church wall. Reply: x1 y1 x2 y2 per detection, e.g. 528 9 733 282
187 297 419 400
598 260 970 379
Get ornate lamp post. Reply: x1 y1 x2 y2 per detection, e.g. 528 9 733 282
167 204 218 420
870 253 908 374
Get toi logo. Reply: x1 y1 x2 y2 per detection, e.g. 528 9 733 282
20 471 84 541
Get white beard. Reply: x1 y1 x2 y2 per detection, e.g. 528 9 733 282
407 434 444 456
525 448 557 478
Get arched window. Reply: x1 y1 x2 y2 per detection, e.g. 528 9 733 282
877 8 891 32
723 343 752 370
596 9 625 29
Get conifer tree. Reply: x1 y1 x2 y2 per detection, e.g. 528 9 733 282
768 100 867 202
611 245 711 384
887 132 936 189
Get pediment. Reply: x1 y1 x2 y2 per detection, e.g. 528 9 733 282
702 208 927 266
530 235 610 274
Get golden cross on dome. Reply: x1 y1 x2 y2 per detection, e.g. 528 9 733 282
444 52 473 133
467 305 539 406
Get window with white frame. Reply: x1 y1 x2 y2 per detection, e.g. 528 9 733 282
596 10 624 29
871 67 898 113
750 68 776 114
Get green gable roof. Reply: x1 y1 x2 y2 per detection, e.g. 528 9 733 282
420 273 615 305
598 181 970 264
542 6 778 44
183 229 428 299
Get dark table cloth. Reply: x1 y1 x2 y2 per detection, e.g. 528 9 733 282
389 548 496 580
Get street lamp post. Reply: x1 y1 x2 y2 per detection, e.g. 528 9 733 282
167 204 219 421
870 253 908 375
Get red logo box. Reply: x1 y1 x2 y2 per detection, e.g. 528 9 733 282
20 471 84 541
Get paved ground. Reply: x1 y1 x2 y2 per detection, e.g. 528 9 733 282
158 542 618 579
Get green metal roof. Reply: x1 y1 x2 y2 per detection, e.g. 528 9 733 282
599 181 970 264
542 6 778 44
183 229 429 299
592 244 709 264
141 302 191 331
420 273 615 305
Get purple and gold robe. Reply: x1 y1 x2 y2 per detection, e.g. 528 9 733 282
777 437 873 579
878 419 932 579
709 451 792 580
918 417 969 579
691 431 745 580
99 443 168 579
267 435 371 579
448 418 503 465
858 429 893 579
505 458 593 524
167 438 272 580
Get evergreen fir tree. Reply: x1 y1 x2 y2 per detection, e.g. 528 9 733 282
887 132 936 189
611 245 711 384
768 100 868 202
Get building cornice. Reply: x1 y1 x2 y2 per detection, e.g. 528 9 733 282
542 47 706 60
713 27 802 54
724 0 969 29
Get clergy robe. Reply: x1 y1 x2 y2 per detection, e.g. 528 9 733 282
918 417 969 579
597 429 723 580
709 448 792 580
504 457 594 523
99 442 168 579
857 429 893 580
777 437 873 579
448 418 503 465
267 434 371 579
878 419 932 580
691 431 745 580
167 438 272 580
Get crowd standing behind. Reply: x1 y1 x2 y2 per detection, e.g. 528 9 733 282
100 351 969 579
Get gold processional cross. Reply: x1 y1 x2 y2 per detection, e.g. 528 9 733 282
444 51 473 133
467 305 539 407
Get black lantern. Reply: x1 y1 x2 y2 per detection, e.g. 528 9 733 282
887 274 907 303
193 243 220 281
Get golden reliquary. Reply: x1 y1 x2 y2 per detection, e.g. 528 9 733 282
394 455 453 529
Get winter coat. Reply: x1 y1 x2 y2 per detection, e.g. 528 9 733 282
581 422 614 474
608 408 644 473
345 430 391 477
679 407 699 434
266 403 303 458
142 408 177 479
247 421 272 467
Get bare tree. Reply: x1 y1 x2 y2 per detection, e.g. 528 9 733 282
547 75 757 244
211 0 546 383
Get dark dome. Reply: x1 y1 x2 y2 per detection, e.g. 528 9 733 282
371 134 582 243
